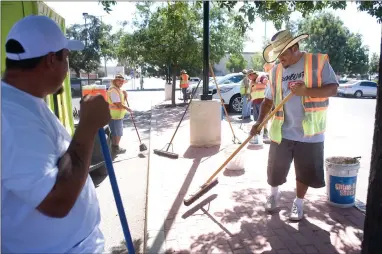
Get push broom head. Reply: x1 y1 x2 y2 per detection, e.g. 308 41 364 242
139 143 148 152
183 178 219 206
153 149 179 159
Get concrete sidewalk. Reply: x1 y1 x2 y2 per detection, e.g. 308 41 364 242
146 105 364 254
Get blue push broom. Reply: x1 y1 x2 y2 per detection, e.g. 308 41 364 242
98 129 136 254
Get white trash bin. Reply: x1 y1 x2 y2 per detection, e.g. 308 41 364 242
225 145 247 171
325 156 360 208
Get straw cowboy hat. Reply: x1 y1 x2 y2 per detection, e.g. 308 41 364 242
241 69 248 75
246 69 258 76
180 69 187 74
112 74 125 85
263 30 309 63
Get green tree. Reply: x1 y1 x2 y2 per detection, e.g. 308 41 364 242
250 52 265 71
66 15 106 78
226 54 247 73
297 12 369 76
66 24 86 77
370 52 380 74
99 23 118 76
344 32 369 75
117 2 245 105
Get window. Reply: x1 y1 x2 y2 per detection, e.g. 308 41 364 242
228 75 244 83
367 82 377 88
360 82 377 87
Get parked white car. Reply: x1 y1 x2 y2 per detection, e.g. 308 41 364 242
189 73 244 112
337 80 378 98
212 82 243 113
211 72 268 113
189 71 269 113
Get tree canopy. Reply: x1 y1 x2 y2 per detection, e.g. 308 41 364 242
296 12 369 76
226 54 247 73
251 52 266 71
115 2 246 105
370 52 380 75
67 15 115 78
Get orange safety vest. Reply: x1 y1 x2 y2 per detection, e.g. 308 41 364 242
269 53 329 143
107 85 126 120
180 74 189 88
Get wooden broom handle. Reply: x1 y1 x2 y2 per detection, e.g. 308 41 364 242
205 92 294 183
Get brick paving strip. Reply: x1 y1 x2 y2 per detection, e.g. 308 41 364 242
146 104 364 254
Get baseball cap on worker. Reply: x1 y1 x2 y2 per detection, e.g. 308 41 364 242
5 15 84 61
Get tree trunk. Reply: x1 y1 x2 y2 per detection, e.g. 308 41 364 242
361 25 382 254
171 64 177 106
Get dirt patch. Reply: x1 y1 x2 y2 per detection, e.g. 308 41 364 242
326 156 361 165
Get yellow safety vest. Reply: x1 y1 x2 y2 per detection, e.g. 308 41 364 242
180 74 189 88
269 53 329 144
250 77 267 100
107 85 126 120
240 77 249 95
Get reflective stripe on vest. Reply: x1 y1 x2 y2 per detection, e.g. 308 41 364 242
107 86 126 120
269 53 329 143
180 74 189 88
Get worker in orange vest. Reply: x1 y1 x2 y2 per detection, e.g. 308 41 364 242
179 70 189 103
248 69 270 143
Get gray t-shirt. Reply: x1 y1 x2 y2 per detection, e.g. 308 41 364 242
264 54 338 143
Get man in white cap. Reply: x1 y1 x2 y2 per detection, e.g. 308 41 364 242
251 30 338 221
2 15 108 253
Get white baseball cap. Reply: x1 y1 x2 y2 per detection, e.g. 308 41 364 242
5 15 84 61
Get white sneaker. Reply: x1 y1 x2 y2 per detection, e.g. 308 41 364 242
289 201 304 221
265 192 279 212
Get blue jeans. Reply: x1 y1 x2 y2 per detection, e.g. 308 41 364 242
241 95 251 117
109 119 124 137
253 102 261 122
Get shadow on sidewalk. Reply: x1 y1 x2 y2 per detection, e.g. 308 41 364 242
110 236 145 254
147 146 220 254
171 187 364 253
153 104 191 135
123 110 152 136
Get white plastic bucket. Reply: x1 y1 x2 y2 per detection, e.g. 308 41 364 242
325 156 360 208
245 125 263 145
225 145 247 171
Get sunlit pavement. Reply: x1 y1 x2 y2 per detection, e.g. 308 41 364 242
70 84 375 253
145 97 371 253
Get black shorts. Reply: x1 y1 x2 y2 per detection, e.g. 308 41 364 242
267 138 325 188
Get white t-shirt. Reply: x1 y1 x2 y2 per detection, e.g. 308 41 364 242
1 81 104 253
110 89 121 103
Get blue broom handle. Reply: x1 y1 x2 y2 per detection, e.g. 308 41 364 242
98 128 135 254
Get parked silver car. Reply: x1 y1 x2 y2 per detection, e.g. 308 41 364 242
337 80 378 98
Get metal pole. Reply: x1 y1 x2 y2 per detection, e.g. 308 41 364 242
201 0 212 100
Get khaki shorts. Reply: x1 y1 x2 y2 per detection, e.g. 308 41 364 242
267 138 325 188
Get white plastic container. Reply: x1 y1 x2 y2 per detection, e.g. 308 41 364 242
165 83 173 101
246 125 264 145
225 145 247 171
325 156 360 208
